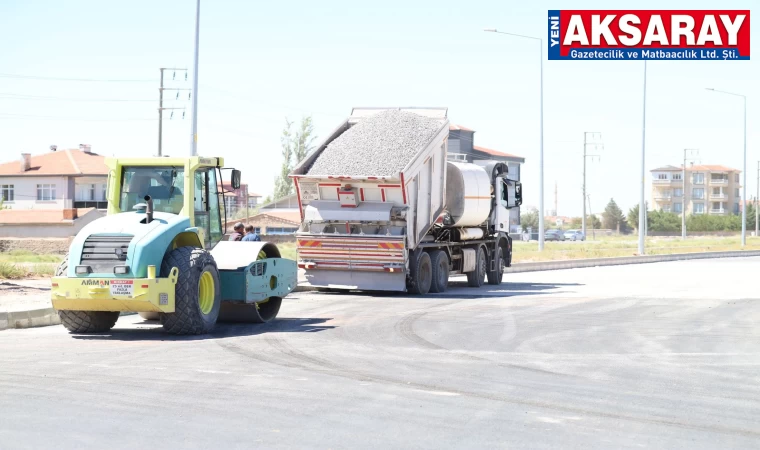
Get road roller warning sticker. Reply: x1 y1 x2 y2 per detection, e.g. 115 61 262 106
110 280 133 296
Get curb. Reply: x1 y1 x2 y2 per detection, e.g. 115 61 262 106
503 250 760 273
0 307 60 331
293 250 760 291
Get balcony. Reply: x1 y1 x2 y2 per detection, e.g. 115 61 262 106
710 177 729 185
710 208 726 215
710 193 727 200
654 194 672 201
652 179 672 184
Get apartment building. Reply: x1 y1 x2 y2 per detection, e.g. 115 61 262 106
650 164 742 216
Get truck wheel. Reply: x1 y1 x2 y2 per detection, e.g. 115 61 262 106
160 246 221 335
466 246 486 288
54 254 120 333
429 250 449 293
407 250 432 295
486 247 505 285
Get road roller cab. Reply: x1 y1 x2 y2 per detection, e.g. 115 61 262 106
51 156 296 335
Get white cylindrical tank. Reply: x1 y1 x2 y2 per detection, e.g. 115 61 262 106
458 228 485 240
445 162 492 227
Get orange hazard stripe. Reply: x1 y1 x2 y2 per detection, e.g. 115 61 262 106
297 240 321 248
378 242 405 249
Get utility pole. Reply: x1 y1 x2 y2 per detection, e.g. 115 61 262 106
554 181 558 216
756 161 759 237
682 149 699 239
157 68 188 156
587 194 596 240
583 132 602 238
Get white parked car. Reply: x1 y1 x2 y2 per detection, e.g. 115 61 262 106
563 230 585 241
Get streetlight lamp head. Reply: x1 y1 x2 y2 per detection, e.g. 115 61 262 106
483 28 498 32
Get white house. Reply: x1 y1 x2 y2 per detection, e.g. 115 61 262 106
0 145 108 237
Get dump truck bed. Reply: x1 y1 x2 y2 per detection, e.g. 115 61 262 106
290 107 450 251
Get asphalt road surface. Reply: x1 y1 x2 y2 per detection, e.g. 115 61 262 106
1 257 758 449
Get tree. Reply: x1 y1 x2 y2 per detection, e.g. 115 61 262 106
746 202 757 231
570 217 582 228
649 210 681 232
587 214 602 229
627 202 651 231
520 210 539 231
273 116 317 200
602 198 628 232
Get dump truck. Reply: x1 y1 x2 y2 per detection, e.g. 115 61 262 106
51 156 296 335
290 107 522 294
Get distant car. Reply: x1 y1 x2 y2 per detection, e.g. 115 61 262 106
544 229 565 241
563 229 585 241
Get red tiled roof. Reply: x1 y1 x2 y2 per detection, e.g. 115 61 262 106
248 192 261 197
690 164 740 172
472 145 522 159
449 124 474 132
0 208 95 224
0 149 107 176
652 164 740 172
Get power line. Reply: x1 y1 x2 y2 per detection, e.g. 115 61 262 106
0 93 155 102
0 113 155 122
0 73 154 83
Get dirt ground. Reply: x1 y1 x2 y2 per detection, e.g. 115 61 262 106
0 279 52 312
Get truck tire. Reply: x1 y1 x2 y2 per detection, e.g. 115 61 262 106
160 246 221 335
466 246 487 288
407 250 432 295
429 250 449 293
54 256 120 333
486 247 505 285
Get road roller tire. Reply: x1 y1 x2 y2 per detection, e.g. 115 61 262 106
54 257 120 333
218 297 283 324
160 246 221 335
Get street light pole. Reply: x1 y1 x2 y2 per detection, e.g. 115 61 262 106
190 0 201 156
484 28 545 251
639 61 647 255
756 161 759 238
706 88 747 247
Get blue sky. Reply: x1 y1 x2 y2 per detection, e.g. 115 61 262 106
0 0 756 216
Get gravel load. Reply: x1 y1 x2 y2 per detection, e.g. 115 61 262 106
306 109 443 176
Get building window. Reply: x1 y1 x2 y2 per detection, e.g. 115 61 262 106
735 188 740 197
674 188 683 197
102 184 107 201
734 203 740 214
711 173 728 182
253 227 261 234
657 173 668 180
673 202 683 213
735 173 740 182
692 188 704 199
673 173 682 180
662 205 671 212
693 173 704 185
36 184 56 201
266 227 298 235
1 184 14 202
694 203 704 214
